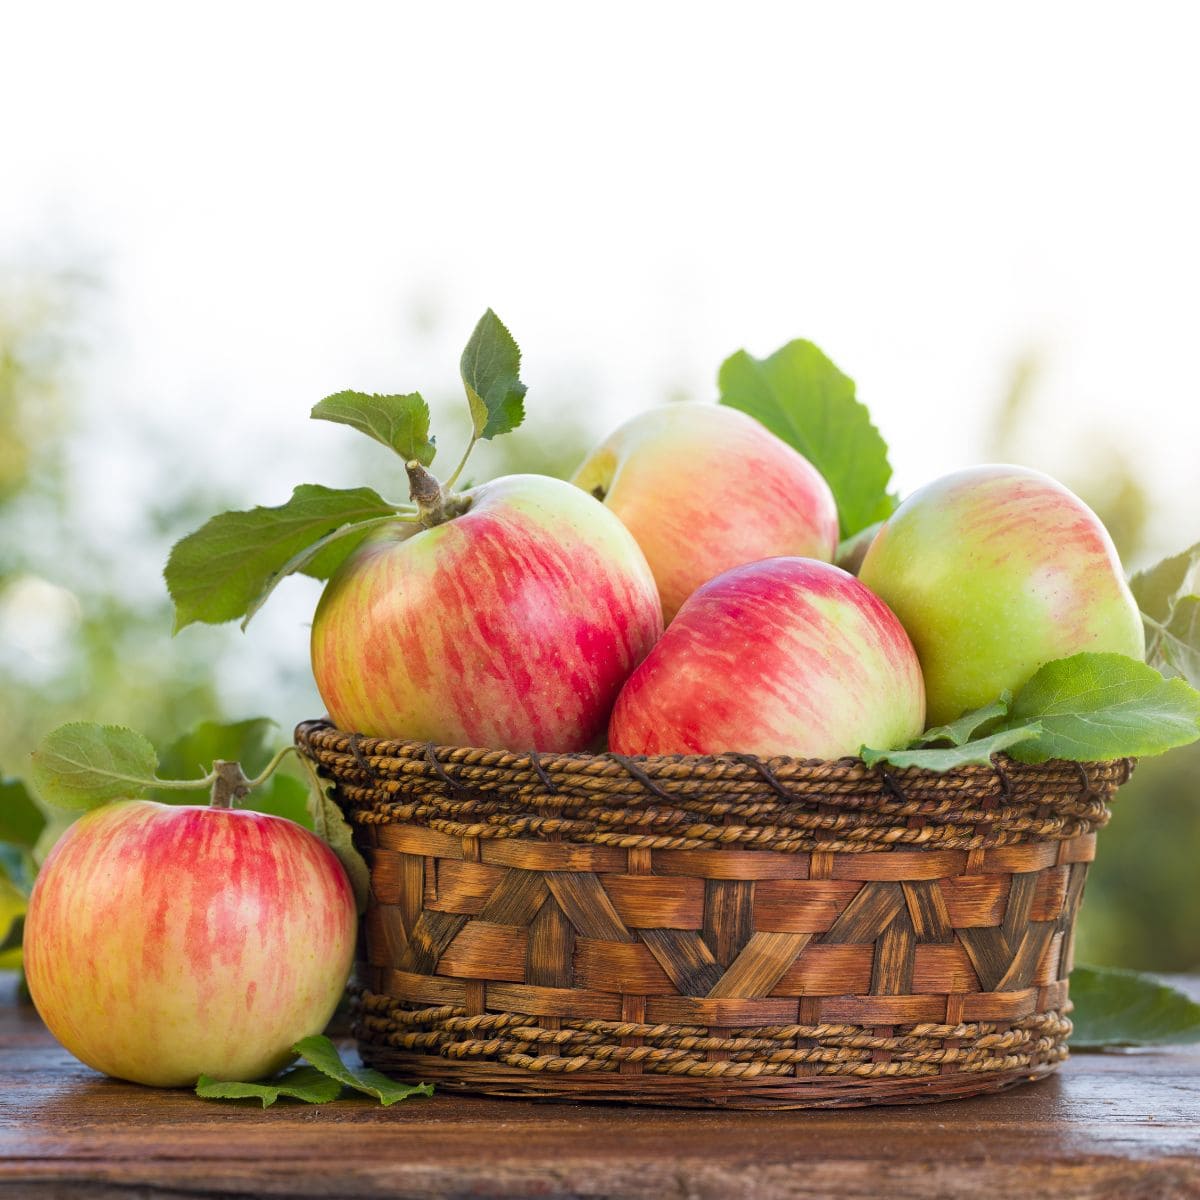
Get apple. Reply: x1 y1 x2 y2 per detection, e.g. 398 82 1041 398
311 472 663 751
858 464 1146 726
608 557 925 758
571 404 839 621
24 800 357 1088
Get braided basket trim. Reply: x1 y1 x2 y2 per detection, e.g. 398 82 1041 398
295 720 1130 853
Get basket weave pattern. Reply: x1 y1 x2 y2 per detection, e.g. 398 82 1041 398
295 722 1131 1108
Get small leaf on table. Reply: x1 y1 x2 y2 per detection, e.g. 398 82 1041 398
30 723 160 811
312 392 437 466
460 309 527 440
196 1066 343 1107
165 484 403 631
1070 965 1200 1048
718 339 897 540
293 1035 434 1105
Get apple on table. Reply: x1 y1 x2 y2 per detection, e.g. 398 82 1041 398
24 796 357 1088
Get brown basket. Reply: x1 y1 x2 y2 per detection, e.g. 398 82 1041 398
295 720 1131 1109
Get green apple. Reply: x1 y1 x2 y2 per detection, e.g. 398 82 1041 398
859 464 1145 726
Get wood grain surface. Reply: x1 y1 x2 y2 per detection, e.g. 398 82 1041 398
1 974 1197 1199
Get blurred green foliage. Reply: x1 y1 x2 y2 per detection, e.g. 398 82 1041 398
1 268 1196 973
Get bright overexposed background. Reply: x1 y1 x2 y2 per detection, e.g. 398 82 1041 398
2 1 1199 967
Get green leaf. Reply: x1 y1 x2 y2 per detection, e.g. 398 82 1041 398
917 693 1012 748
1070 965 1200 1048
293 1035 433 1105
196 1065 343 1107
859 725 1041 771
1130 541 1200 624
152 719 312 828
0 871 26 957
312 392 437 466
299 756 369 912
1131 542 1200 688
1005 652 1200 763
30 723 160 811
1157 594 1200 688
165 484 403 631
718 339 897 539
0 777 47 848
460 309 527 440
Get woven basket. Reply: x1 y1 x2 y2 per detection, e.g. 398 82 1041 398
295 720 1131 1109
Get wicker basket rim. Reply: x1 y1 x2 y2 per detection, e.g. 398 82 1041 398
295 717 1133 783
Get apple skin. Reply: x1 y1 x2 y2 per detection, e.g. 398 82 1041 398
311 473 663 751
858 464 1146 726
608 557 925 759
571 404 839 621
23 801 357 1088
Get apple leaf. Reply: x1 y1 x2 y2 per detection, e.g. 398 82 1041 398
859 725 1041 771
460 309 526 440
299 754 369 912
718 339 897 539
311 391 437 467
30 723 160 811
196 1037 433 1107
153 719 312 829
293 1035 434 1105
196 1065 343 1107
1005 652 1200 763
1130 541 1200 624
1156 595 1200 689
0 776 47 848
916 693 1012 748
165 484 404 631
1131 541 1200 689
1070 965 1200 1048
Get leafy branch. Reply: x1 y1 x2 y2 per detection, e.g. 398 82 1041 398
164 310 527 631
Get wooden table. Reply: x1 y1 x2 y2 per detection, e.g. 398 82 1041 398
2 975 1197 1199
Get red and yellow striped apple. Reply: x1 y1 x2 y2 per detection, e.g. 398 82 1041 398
311 472 663 751
571 404 839 621
609 557 925 758
859 464 1145 726
24 801 357 1088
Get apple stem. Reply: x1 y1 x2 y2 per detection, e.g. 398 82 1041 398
210 760 251 809
405 460 447 524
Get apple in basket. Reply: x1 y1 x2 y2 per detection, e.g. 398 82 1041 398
859 464 1145 725
24 799 357 1087
571 404 839 621
311 471 663 751
609 557 925 757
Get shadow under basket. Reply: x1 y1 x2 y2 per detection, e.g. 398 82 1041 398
295 721 1132 1110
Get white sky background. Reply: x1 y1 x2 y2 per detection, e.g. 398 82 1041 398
3 1 1200 724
